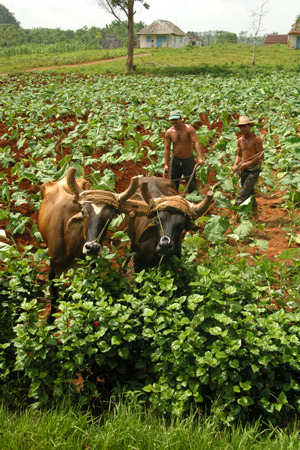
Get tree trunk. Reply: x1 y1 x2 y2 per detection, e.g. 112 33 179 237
125 0 134 73
252 35 257 66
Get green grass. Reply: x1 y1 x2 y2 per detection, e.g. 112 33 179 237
0 48 151 74
1 400 300 450
0 44 299 75
0 41 100 58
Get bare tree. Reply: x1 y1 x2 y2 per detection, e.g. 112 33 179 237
249 0 268 65
97 0 149 73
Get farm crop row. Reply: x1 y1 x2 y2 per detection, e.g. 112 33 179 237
0 71 300 423
0 71 299 245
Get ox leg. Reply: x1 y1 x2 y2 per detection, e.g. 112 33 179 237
175 241 182 258
133 255 145 273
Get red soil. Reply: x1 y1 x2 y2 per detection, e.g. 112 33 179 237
0 93 299 270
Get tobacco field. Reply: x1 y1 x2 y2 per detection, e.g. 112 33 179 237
0 70 300 425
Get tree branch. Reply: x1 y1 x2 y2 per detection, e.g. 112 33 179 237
97 0 122 23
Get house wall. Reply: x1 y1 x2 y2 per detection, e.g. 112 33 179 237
288 35 300 49
188 39 203 46
138 34 188 48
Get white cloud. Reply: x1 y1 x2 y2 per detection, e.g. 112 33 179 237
1 0 298 34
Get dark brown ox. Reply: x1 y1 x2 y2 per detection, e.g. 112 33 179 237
126 177 214 272
38 167 146 321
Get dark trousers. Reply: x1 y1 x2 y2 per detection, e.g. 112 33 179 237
170 156 198 193
235 169 260 207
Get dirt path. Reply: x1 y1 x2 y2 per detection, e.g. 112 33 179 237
1 53 151 74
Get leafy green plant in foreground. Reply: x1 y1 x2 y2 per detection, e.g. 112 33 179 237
0 237 48 401
1 238 300 425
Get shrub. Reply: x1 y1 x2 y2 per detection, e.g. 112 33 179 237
0 240 48 404
2 238 300 424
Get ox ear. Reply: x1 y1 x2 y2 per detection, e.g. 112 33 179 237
185 221 199 232
138 223 157 243
67 212 83 231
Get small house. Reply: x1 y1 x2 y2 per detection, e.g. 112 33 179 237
288 18 300 49
187 32 203 47
264 35 288 46
101 35 121 49
137 19 188 49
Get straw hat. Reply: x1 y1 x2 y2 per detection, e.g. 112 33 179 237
237 115 255 126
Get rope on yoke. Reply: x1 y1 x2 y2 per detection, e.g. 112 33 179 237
96 216 112 244
151 196 196 239
156 209 165 236
148 196 194 220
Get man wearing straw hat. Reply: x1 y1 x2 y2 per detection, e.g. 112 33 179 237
232 115 264 220
164 110 205 193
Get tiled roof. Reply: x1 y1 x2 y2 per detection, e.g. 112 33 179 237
264 34 288 44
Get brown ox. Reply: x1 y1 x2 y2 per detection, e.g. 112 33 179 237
38 167 146 321
126 177 213 272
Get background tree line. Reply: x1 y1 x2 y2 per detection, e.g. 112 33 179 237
193 30 271 46
0 2 269 50
0 23 269 49
0 2 148 49
0 21 146 49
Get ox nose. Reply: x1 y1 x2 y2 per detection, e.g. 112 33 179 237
83 240 101 256
157 235 173 255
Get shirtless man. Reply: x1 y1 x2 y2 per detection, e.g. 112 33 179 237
164 110 204 193
232 115 264 217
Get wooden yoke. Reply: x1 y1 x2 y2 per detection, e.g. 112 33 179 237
119 199 149 217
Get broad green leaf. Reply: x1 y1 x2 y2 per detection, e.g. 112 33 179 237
204 215 228 243
111 335 122 346
73 353 84 365
118 346 129 359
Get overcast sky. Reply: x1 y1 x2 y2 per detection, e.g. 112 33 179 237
2 0 299 35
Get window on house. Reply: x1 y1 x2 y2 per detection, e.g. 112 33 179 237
146 36 151 43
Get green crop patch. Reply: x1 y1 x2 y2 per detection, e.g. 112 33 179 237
0 69 300 425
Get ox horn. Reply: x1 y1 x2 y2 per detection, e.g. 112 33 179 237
118 176 139 202
140 181 153 205
67 167 83 199
190 190 214 217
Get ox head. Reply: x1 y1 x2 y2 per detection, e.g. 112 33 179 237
66 167 141 257
139 183 213 259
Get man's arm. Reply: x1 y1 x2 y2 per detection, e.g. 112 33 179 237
164 130 172 173
232 139 242 172
189 126 204 166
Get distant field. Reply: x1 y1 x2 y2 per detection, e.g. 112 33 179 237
0 44 299 75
